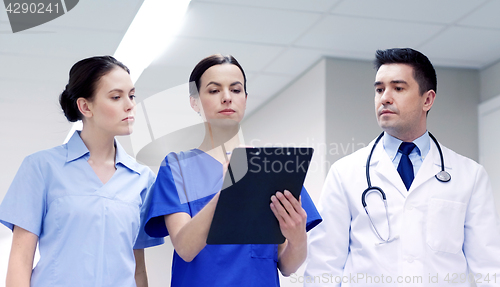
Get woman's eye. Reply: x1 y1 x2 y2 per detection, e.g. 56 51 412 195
112 96 120 100
232 89 241 94
209 90 218 94
375 88 383 93
129 95 136 100
395 87 403 91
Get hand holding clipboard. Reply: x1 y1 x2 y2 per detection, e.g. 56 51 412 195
207 147 314 244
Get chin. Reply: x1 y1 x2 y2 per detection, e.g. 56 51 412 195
209 118 241 127
378 121 395 133
117 126 134 136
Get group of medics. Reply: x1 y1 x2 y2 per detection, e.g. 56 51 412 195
0 47 499 287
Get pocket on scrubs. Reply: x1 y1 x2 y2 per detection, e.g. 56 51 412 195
251 244 278 262
426 198 466 253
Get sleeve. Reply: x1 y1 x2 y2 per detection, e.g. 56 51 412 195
133 169 165 249
144 154 191 238
304 164 351 287
463 165 500 286
0 155 46 236
300 187 322 232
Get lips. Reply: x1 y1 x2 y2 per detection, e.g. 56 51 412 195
219 109 235 115
122 116 135 121
379 108 396 116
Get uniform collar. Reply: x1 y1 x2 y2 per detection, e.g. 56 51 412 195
382 131 430 161
66 131 141 175
66 131 89 162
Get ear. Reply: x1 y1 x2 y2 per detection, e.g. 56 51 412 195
77 97 93 119
190 96 200 113
422 90 436 113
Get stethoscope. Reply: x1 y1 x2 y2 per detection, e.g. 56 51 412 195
362 131 451 243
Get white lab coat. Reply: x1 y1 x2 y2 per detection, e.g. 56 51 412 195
304 134 500 286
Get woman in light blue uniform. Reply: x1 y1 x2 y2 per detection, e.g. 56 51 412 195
144 54 322 286
0 56 163 287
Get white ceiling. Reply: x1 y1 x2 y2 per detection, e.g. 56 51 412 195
1 0 500 198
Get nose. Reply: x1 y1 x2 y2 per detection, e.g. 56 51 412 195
221 89 232 104
379 89 393 105
125 96 136 112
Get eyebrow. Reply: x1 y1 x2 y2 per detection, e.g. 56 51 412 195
108 87 135 94
205 81 243 87
373 80 408 86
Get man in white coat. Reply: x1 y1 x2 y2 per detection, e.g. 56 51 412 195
304 48 500 286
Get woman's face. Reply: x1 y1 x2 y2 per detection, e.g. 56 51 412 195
85 67 136 136
191 64 247 124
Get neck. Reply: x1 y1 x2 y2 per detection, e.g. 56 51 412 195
389 128 426 143
199 121 243 163
79 125 116 163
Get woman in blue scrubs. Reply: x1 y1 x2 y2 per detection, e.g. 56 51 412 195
145 54 322 286
0 56 163 287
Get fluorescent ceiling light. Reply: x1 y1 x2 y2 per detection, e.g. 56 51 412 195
64 0 191 143
114 0 191 83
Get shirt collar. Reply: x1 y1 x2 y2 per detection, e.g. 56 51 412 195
115 138 142 175
66 131 142 175
382 131 430 161
66 131 90 162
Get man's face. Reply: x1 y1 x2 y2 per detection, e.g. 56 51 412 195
374 63 434 141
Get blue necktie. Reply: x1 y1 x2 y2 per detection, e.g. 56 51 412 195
397 142 416 190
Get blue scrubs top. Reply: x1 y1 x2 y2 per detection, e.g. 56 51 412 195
145 149 322 287
0 131 163 287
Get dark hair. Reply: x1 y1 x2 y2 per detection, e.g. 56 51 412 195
374 48 437 95
59 56 130 122
188 54 247 97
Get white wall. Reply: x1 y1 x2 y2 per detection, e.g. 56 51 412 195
479 59 500 215
325 58 380 166
480 59 500 103
478 96 500 216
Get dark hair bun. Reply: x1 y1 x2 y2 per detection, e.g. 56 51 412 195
59 87 80 122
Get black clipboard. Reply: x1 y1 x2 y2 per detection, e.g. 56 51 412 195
206 147 314 244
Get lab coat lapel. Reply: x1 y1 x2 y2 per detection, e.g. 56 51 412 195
371 142 408 197
409 139 445 192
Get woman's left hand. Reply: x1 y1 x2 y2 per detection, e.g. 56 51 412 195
270 190 307 244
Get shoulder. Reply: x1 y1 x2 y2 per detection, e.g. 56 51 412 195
440 144 483 173
22 144 67 168
129 154 153 174
331 144 371 170
163 149 202 166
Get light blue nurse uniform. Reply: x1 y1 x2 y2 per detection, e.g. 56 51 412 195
0 131 163 287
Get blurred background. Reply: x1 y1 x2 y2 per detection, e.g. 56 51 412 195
2 0 500 286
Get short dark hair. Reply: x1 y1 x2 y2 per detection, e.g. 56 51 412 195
189 54 247 97
374 48 437 95
59 56 130 122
